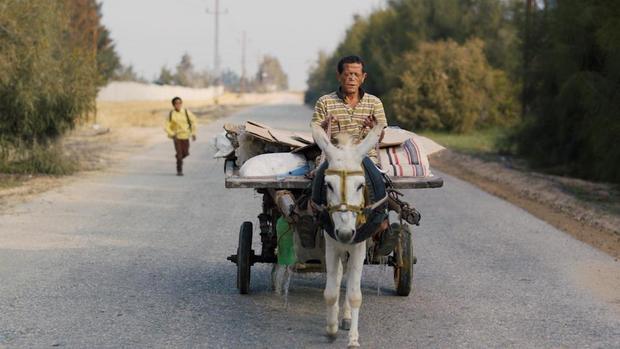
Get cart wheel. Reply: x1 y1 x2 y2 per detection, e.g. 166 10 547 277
237 221 253 294
393 223 414 297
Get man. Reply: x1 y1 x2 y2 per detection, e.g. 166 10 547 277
306 55 395 248
311 55 387 162
164 97 198 176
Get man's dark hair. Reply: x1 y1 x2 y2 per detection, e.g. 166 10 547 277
171 96 182 105
337 55 365 74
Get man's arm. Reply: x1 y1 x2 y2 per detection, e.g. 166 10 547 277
373 98 388 128
311 97 328 129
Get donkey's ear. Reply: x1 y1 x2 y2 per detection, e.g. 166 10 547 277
312 125 337 158
355 125 383 159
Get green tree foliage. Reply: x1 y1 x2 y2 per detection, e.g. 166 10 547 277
155 66 175 85
114 64 146 82
0 0 119 174
0 0 98 147
256 55 289 91
63 0 120 87
388 39 518 133
94 4 121 85
160 54 213 88
516 0 620 182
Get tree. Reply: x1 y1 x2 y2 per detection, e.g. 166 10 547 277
95 4 120 86
256 55 288 91
114 64 146 82
63 0 120 86
0 0 99 159
514 0 620 182
305 51 331 104
155 66 175 85
174 53 195 87
388 39 518 133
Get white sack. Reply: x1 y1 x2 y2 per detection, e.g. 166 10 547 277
211 132 234 158
239 153 307 177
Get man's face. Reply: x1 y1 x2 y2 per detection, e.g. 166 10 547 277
173 99 183 111
338 63 366 95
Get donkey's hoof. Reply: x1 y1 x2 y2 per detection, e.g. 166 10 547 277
326 324 338 339
340 318 351 330
347 339 360 348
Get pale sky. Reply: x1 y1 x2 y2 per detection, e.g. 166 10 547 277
99 0 386 90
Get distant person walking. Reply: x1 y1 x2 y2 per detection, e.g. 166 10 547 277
164 97 198 176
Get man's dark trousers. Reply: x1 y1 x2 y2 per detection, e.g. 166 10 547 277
173 138 190 174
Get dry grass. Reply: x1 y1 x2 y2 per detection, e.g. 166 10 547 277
94 100 215 128
93 92 297 129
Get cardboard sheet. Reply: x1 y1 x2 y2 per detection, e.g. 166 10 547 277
245 121 276 142
242 121 445 155
268 129 307 148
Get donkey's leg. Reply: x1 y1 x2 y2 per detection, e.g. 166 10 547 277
345 241 366 348
341 295 352 330
324 236 343 337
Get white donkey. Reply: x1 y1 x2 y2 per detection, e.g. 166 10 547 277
312 124 384 348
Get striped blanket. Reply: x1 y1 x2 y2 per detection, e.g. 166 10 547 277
379 139 431 177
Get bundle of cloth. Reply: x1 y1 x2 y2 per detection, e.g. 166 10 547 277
211 121 444 178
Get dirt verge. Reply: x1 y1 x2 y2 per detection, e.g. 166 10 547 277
430 150 620 259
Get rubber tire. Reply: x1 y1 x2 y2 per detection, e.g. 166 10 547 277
237 221 253 294
393 223 414 297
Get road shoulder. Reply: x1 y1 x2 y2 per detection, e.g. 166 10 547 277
430 149 620 259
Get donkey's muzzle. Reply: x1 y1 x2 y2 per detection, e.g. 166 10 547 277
335 229 355 244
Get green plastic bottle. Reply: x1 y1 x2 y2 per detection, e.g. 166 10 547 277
276 217 296 266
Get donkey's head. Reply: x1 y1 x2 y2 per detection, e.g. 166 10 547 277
312 125 383 243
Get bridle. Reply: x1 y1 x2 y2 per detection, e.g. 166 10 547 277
324 169 366 214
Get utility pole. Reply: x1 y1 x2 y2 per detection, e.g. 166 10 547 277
206 0 227 100
240 30 247 94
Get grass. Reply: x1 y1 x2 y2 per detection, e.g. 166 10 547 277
0 174 25 190
418 127 506 155
0 143 77 176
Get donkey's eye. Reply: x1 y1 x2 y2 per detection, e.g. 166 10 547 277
326 183 333 191
356 184 364 191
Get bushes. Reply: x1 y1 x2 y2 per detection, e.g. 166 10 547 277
0 141 76 175
0 0 107 174
0 0 98 145
388 39 518 133
516 0 620 182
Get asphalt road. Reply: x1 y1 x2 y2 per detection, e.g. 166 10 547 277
1 102 619 348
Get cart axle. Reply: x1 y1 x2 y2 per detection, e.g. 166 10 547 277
227 251 277 265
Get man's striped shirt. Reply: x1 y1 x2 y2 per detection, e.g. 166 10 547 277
311 89 387 159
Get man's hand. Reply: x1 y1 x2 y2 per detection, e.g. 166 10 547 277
363 115 378 129
192 135 197 142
